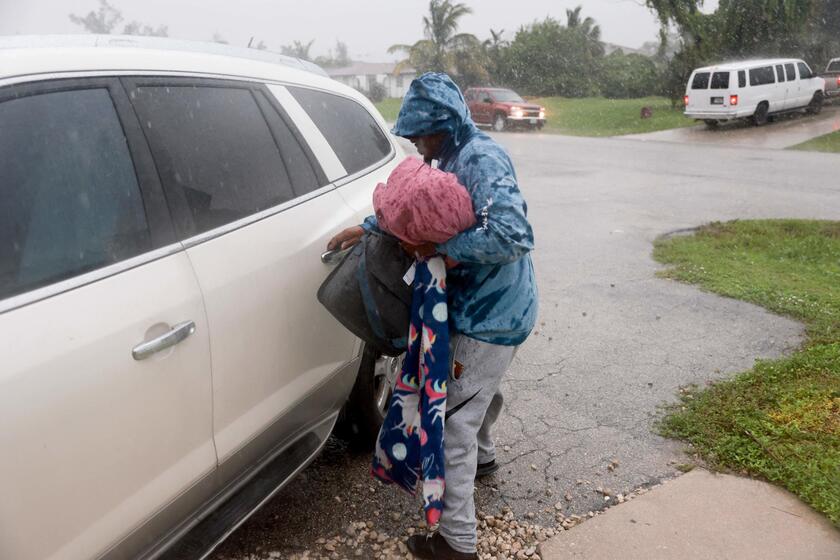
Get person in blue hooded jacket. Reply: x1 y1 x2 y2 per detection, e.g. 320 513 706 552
328 72 538 560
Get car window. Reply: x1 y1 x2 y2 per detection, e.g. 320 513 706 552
797 62 813 79
691 72 710 89
828 60 840 72
710 72 730 89
775 65 786 82
491 90 526 102
749 66 776 86
288 87 391 177
738 70 747 88
785 63 796 81
0 88 151 301
131 85 297 237
253 91 322 197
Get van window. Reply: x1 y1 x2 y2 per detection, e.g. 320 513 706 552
785 63 796 81
749 66 776 86
691 72 710 89
738 70 747 88
0 88 151 301
775 65 785 82
797 62 813 80
288 87 391 177
710 72 730 89
131 85 297 237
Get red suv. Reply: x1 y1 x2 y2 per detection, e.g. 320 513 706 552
464 87 546 131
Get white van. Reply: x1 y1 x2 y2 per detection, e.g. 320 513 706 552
684 58 826 127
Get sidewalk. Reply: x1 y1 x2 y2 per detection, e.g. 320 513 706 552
539 468 840 560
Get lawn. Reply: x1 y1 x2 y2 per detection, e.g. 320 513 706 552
375 96 695 137
654 220 840 526
789 130 840 153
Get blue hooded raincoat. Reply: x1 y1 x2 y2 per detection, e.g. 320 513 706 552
366 72 538 346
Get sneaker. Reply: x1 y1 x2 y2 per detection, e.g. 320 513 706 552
406 532 477 560
475 459 500 479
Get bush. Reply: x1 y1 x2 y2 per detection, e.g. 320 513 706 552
366 80 387 103
599 52 659 99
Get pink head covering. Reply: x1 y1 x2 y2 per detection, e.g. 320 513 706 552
373 157 476 246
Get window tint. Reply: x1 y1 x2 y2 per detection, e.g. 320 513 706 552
288 87 391 176
710 72 730 89
785 63 796 81
797 62 813 80
253 91 322 196
691 72 710 89
738 70 747 88
131 85 296 237
0 88 150 301
749 66 776 86
775 65 786 82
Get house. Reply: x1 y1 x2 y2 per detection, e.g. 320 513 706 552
327 61 417 98
602 42 646 56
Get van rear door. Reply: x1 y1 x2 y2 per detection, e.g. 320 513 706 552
688 71 733 114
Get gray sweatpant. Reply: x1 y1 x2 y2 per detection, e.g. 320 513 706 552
439 334 517 554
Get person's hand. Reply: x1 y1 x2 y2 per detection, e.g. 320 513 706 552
400 241 438 259
327 226 365 251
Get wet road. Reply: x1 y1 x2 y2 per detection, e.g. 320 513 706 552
211 129 839 560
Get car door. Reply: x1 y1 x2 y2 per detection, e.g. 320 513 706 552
784 63 798 108
797 61 815 107
0 79 215 560
775 64 791 110
124 77 362 470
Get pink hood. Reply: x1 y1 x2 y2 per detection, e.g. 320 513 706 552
373 157 476 246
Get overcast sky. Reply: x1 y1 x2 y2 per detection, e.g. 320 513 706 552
0 0 718 61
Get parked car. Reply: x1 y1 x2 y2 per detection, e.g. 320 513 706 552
684 58 826 127
464 87 546 131
0 35 403 560
818 57 840 100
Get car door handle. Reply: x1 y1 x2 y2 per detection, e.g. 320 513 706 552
132 321 196 361
321 247 351 265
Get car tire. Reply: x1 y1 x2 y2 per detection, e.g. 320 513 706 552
492 113 506 132
704 119 719 128
806 91 823 115
752 102 769 126
336 345 402 450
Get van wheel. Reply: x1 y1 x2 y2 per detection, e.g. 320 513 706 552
807 92 823 115
492 113 507 132
336 345 401 450
752 102 769 126
704 120 719 128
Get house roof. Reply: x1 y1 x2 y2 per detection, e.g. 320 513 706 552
327 61 415 77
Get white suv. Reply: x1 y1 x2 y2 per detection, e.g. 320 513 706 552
684 58 826 127
0 35 402 560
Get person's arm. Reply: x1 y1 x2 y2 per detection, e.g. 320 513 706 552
438 152 534 264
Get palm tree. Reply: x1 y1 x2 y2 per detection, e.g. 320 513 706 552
566 6 602 43
389 0 486 84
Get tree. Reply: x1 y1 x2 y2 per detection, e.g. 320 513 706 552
69 0 168 37
498 10 605 97
280 40 315 60
389 0 489 87
483 28 508 84
599 51 659 98
314 40 352 68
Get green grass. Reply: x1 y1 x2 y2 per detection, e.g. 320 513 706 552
374 98 403 123
532 96 693 137
375 96 693 137
654 220 840 526
789 130 840 153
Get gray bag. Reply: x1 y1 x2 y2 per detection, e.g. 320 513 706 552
317 231 413 356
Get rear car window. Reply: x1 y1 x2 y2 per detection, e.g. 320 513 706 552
691 72 711 89
131 85 297 237
710 72 730 89
288 87 391 176
828 61 840 72
0 88 150 301
749 66 776 86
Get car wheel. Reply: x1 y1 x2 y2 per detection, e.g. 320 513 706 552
704 119 719 128
806 92 823 115
752 102 769 126
337 344 402 449
492 113 506 132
